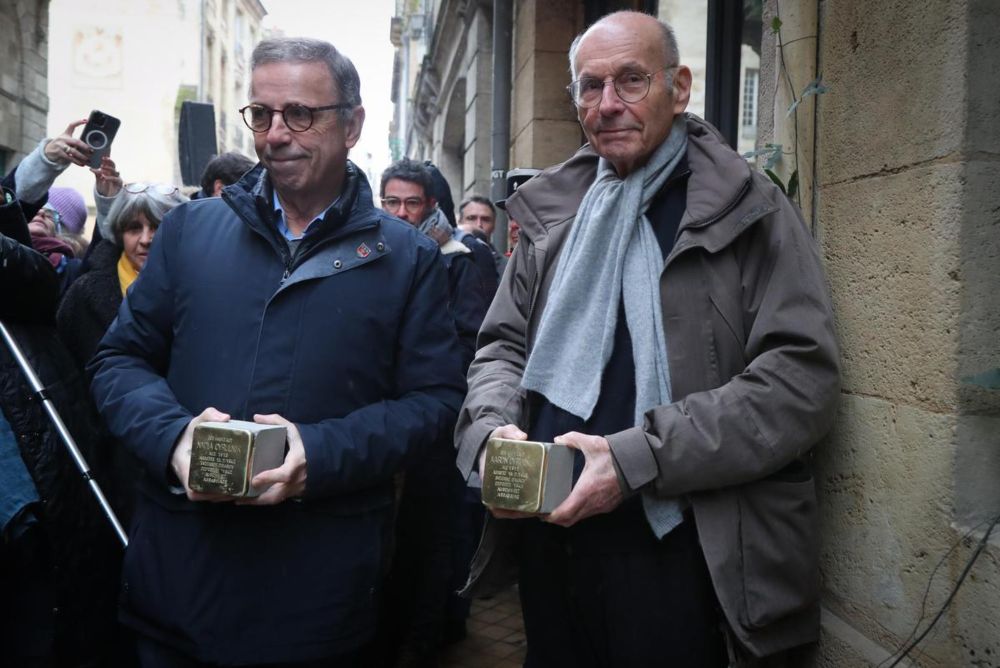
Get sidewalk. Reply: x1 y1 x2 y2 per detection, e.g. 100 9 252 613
440 587 526 668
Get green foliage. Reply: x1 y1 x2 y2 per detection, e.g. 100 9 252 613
742 143 784 170
771 16 783 34
786 169 799 199
786 77 830 117
763 168 798 199
765 169 785 193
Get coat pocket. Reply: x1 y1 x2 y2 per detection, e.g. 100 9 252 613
738 476 819 629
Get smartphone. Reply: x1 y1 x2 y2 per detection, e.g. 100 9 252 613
79 110 121 168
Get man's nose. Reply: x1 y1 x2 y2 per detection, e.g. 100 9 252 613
265 112 292 145
598 81 625 114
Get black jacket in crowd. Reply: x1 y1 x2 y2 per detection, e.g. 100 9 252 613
56 239 123 372
1 186 124 667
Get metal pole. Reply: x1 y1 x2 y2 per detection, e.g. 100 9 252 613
0 320 128 547
490 0 513 253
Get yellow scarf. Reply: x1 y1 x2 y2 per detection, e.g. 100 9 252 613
117 251 139 297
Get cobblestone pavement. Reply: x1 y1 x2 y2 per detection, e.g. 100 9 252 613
441 587 526 668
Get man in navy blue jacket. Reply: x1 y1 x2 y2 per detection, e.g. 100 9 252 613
89 37 466 667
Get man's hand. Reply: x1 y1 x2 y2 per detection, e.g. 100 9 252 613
545 431 624 527
42 119 93 167
481 424 538 520
91 156 123 198
237 413 307 506
170 407 233 502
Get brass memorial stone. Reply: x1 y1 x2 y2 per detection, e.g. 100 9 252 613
188 420 286 497
481 438 574 514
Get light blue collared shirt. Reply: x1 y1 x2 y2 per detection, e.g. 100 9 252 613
272 191 340 241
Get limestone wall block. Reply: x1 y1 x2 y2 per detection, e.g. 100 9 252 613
817 0 967 184
511 53 536 139
816 395 966 663
513 0 537 78
535 0 578 56
510 119 580 172
818 163 964 413
530 50 577 122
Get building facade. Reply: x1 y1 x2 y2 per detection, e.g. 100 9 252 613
392 1 1000 665
391 0 759 243
45 0 264 207
0 0 50 174
200 0 267 158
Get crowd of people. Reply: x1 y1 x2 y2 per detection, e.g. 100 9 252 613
1 11 840 668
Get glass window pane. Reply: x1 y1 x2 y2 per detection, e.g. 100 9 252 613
739 1 763 155
657 0 708 119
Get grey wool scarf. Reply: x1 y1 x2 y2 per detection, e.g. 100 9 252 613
521 116 688 538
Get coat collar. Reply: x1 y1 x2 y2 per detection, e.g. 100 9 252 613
505 113 780 255
223 160 381 248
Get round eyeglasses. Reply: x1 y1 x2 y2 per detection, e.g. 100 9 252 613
239 103 352 133
566 66 677 108
123 182 180 196
381 197 426 214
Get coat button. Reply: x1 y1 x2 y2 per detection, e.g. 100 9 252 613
376 242 385 252
333 259 343 269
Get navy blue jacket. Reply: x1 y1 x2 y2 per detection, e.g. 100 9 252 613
88 163 466 663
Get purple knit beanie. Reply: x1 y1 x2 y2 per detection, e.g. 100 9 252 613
46 186 88 234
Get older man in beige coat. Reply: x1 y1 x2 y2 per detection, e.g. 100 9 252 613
455 11 840 667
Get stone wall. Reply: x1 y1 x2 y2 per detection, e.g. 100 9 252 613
510 0 582 171
0 0 49 168
792 0 1000 663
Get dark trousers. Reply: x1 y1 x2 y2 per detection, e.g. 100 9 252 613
135 634 363 668
518 501 728 668
0 528 55 667
373 469 458 666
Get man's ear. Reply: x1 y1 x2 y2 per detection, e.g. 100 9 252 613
344 106 366 149
428 197 438 209
212 179 225 196
671 65 693 116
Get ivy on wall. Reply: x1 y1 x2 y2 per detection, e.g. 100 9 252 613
742 8 828 206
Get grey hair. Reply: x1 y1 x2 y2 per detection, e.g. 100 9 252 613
568 11 680 82
250 37 362 120
101 186 188 247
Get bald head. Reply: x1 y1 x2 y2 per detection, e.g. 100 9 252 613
566 10 692 176
569 11 679 80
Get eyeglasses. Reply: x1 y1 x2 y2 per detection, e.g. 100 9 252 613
239 103 352 133
566 66 676 108
39 207 65 234
124 182 180 196
381 197 426 214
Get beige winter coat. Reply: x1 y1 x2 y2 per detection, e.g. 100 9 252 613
455 114 841 657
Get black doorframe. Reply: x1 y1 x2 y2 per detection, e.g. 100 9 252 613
704 0 744 148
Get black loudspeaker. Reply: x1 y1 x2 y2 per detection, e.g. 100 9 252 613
178 101 218 186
